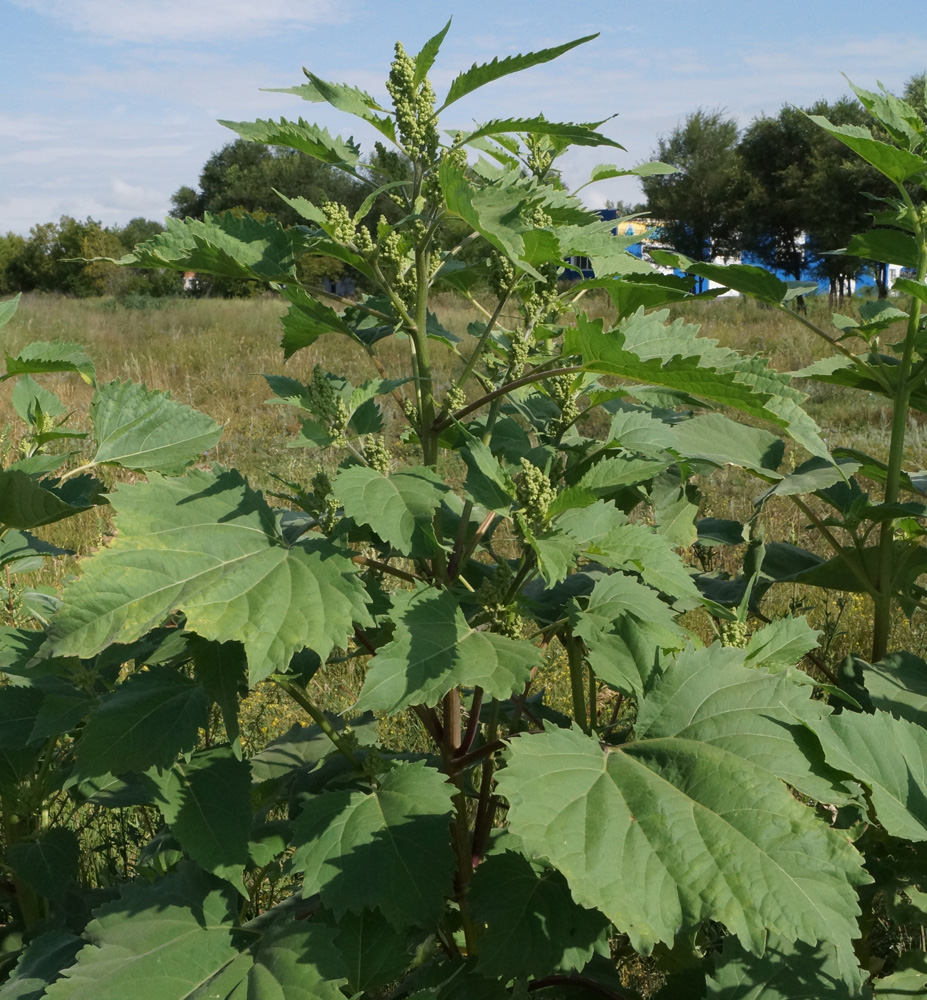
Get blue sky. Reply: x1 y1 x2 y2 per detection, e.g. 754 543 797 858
3 0 927 236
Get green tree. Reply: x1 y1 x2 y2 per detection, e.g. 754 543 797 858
641 108 740 268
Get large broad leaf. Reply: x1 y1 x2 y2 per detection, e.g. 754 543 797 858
636 646 855 805
439 161 543 278
0 470 97 530
498 721 866 955
0 930 83 1000
571 571 685 698
566 312 828 459
89 380 221 474
279 285 358 359
155 746 252 883
706 934 865 999
329 909 413 993
846 229 919 268
43 866 240 1000
215 920 348 1000
73 667 207 778
218 117 360 167
0 292 20 330
290 760 456 929
115 214 306 283
743 617 822 672
3 341 95 386
468 851 609 979
671 413 785 477
863 651 927 728
355 585 541 713
808 711 927 840
439 35 597 110
6 828 80 901
44 469 370 686
334 465 447 557
806 116 927 183
189 637 247 747
873 951 927 998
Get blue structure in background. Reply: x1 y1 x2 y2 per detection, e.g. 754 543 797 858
564 210 897 296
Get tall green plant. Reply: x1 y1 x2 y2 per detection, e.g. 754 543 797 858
3 31 927 1000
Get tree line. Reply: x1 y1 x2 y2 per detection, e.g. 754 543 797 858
2 73 924 300
641 73 927 298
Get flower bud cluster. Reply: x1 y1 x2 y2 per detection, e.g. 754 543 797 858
526 134 554 176
365 435 392 474
489 252 516 299
307 365 350 444
310 469 339 533
443 382 466 413
475 563 528 638
386 42 439 163
514 458 556 531
378 223 417 309
507 339 529 378
720 619 750 649
547 373 579 436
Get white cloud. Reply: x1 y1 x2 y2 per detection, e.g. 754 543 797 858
10 0 351 43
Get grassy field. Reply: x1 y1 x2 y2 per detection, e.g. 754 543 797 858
3 289 925 706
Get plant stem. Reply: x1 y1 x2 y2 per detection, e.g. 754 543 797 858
872 196 927 662
564 632 589 734
274 679 361 769
455 687 484 758
432 364 584 432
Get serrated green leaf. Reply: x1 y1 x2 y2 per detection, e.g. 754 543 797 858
707 934 865 999
290 760 456 928
469 851 609 979
335 465 447 556
42 865 240 1000
414 19 452 86
498 723 866 955
864 651 927 728
355 586 541 713
744 617 821 672
7 829 79 901
459 432 516 514
571 571 684 697
440 35 597 110
11 374 67 425
0 292 21 330
45 469 370 685
3 341 95 386
155 746 251 881
0 930 83 1000
89 380 220 474
650 252 788 305
567 312 828 459
0 530 72 574
873 951 927 998
220 920 348 1000
671 413 785 476
809 711 927 840
637 646 854 804
331 909 414 992
463 117 624 149
846 229 919 268
219 117 360 167
585 519 700 607
279 284 358 359
439 161 543 279
73 667 207 778
189 637 246 747
115 214 306 283
807 116 927 182
0 471 95 531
